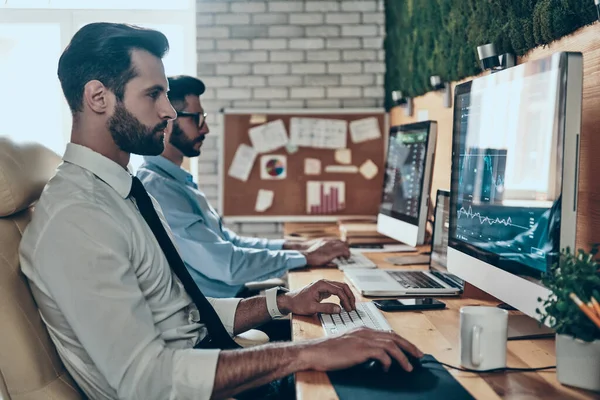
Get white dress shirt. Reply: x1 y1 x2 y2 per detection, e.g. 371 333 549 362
19 143 241 400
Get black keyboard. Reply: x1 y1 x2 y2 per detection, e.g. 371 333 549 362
430 271 463 289
388 271 444 289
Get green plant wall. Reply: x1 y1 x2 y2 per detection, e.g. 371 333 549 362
384 0 598 110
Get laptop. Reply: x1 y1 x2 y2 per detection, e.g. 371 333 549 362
344 190 464 296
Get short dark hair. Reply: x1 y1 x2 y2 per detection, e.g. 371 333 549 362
58 22 169 113
167 75 206 110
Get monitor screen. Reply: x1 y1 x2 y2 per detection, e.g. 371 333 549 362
449 57 564 280
431 191 450 272
380 124 430 226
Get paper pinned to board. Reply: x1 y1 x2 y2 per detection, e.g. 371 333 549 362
289 117 347 149
359 159 378 180
228 143 257 182
255 189 274 212
249 119 288 153
250 114 267 124
304 158 321 175
334 149 352 164
307 181 345 214
260 155 287 180
349 117 381 143
324 165 359 173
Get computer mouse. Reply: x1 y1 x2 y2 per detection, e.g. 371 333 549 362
360 353 423 372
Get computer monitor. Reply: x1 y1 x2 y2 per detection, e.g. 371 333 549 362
377 121 437 247
448 52 582 321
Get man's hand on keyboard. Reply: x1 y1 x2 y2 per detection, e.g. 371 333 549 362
277 279 356 315
299 327 424 373
302 240 351 267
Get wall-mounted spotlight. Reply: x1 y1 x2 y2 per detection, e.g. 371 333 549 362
429 75 452 108
391 90 413 117
477 43 517 74
595 0 600 21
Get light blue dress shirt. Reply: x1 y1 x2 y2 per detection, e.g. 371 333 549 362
137 156 306 298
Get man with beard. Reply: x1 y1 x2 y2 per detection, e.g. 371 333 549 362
19 23 422 400
137 75 351 298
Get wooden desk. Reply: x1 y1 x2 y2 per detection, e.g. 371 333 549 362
289 252 599 400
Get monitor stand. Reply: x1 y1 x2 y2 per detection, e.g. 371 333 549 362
507 314 554 340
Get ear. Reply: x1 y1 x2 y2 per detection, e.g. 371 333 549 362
83 80 111 114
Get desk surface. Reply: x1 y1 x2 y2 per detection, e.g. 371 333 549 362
289 252 599 400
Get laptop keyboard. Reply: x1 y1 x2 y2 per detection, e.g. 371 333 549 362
332 251 377 270
430 271 463 289
320 302 392 336
388 271 444 289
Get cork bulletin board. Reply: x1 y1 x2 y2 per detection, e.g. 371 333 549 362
220 109 388 222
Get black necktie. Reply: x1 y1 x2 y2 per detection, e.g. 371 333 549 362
129 176 239 350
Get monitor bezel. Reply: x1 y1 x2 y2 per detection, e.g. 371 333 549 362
430 189 450 273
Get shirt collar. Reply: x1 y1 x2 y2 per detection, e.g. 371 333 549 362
63 143 133 198
143 155 195 186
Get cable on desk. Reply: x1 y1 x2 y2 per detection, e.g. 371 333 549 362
421 359 556 373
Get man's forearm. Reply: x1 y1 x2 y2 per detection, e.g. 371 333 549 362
212 341 308 399
233 293 292 335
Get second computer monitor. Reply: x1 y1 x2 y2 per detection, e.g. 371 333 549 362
377 121 437 247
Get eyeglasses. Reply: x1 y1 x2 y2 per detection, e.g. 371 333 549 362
176 111 207 130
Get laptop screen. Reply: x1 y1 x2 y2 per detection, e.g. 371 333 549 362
430 190 450 272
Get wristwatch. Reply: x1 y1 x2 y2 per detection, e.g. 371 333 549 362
265 286 290 319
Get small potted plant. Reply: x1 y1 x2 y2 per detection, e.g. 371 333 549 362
537 246 600 392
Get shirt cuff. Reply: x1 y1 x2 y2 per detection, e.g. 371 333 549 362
286 251 307 269
207 297 242 336
266 239 286 251
172 348 220 400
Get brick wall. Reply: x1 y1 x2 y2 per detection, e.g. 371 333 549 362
196 0 386 238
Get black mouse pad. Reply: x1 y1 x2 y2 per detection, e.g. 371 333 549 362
327 355 475 400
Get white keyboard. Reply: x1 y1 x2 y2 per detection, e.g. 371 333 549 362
332 250 377 270
319 301 392 336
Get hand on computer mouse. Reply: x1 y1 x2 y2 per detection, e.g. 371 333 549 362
361 352 423 373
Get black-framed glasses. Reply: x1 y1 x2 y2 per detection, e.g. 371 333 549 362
176 111 207 130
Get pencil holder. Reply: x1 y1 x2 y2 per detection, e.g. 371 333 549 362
556 334 600 392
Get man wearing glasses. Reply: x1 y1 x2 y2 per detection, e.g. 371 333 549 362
137 75 350 300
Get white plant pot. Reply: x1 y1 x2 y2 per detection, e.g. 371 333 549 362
555 334 600 392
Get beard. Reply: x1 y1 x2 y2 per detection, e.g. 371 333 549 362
108 101 167 156
169 121 204 157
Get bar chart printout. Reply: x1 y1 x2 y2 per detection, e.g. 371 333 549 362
306 181 346 214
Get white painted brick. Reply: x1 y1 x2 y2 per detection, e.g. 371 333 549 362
215 14 251 25
197 2 228 13
230 2 266 13
305 1 339 12
197 162 217 174
232 99 269 108
379 25 385 36
306 50 341 62
233 50 268 63
342 98 378 107
231 25 268 39
201 88 216 100
289 13 324 25
362 12 385 24
304 75 340 86
253 87 289 99
252 13 289 25
289 38 325 50
291 63 326 74
199 149 219 161
196 15 214 26
306 99 341 108
217 39 250 50
268 26 305 38
197 63 216 76
239 222 279 234
376 74 384 85
252 38 288 50
232 75 266 87
328 62 362 74
362 37 383 49
268 99 305 108
327 87 362 98
325 12 360 24
364 62 386 73
305 26 340 38
363 86 384 98
268 75 303 87
268 1 303 12
201 184 219 197
291 87 325 99
341 25 378 37
203 100 231 113
197 174 219 186
378 49 385 61
196 39 215 50
326 38 361 49
378 0 385 11
216 63 252 75
253 63 289 75
270 50 304 62
253 232 284 239
197 27 230 38
197 51 232 63
341 1 377 12
343 49 377 61
201 135 218 150
217 88 252 100
341 74 375 86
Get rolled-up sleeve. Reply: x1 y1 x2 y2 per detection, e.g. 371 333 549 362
207 298 242 336
33 205 220 400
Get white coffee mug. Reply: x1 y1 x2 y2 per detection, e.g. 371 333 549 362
459 306 508 371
